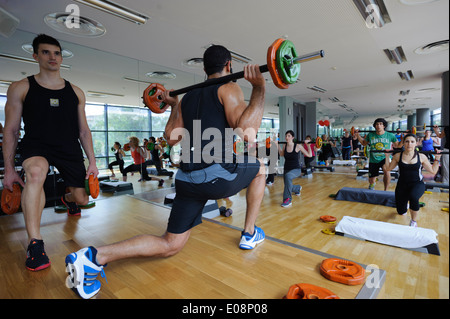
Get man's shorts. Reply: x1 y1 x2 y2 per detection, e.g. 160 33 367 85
167 157 261 234
368 160 386 178
20 144 86 188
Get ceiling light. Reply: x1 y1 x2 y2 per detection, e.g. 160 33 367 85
44 13 106 37
182 58 203 68
399 90 410 96
398 99 407 103
0 53 71 70
73 0 149 25
383 46 407 64
353 0 391 28
22 43 74 58
414 40 449 55
329 97 340 103
398 70 414 81
145 71 177 80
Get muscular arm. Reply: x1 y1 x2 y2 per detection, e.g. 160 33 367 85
2 80 28 189
73 85 98 178
163 93 184 147
220 65 265 143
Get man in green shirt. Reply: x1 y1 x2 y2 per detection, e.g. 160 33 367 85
355 118 400 190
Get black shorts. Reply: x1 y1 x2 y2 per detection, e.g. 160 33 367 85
368 160 385 178
20 144 86 188
167 158 260 234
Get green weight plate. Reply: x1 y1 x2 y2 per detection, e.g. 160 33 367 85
276 40 301 85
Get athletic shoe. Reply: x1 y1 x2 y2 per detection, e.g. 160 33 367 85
239 226 265 250
368 184 375 190
158 179 164 187
61 195 81 216
281 198 292 207
65 247 107 299
409 220 418 227
26 239 51 271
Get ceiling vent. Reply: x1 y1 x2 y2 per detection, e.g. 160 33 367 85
44 12 106 37
307 86 327 93
398 70 414 81
384 46 407 64
329 97 340 103
414 40 449 55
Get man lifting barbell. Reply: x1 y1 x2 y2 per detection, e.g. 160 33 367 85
65 45 268 299
353 118 401 191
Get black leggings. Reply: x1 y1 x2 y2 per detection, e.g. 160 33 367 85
122 162 151 180
395 181 425 214
108 160 124 173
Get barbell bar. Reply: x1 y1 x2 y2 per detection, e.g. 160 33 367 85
370 150 449 155
350 126 417 136
143 38 324 113
421 123 448 130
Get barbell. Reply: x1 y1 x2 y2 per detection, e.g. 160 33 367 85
350 126 417 136
143 38 324 113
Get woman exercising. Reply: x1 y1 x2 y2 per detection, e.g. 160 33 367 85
277 130 312 207
108 142 125 178
383 134 441 227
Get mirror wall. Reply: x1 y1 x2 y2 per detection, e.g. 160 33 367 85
1 30 280 169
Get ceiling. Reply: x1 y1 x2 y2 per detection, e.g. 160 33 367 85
0 0 448 128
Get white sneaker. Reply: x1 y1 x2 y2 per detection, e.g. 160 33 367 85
239 226 265 250
409 220 417 227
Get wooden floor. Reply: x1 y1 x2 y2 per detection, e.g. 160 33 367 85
0 165 448 299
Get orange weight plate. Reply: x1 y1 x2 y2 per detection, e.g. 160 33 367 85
284 283 339 299
1 184 22 215
143 83 169 114
320 215 337 223
267 38 290 90
320 258 365 285
88 175 100 199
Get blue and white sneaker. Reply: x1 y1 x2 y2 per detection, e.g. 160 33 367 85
239 226 265 250
65 247 107 299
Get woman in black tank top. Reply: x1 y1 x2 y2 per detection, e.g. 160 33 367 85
277 130 312 207
384 134 442 227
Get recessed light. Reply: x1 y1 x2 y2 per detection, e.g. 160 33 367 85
414 40 449 55
22 43 74 58
44 12 106 37
145 71 176 80
182 58 203 68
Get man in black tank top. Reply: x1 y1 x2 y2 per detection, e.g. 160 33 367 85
63 45 267 298
2 34 98 272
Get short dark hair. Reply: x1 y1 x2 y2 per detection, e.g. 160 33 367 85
203 45 232 76
373 118 387 129
149 136 156 143
32 34 62 54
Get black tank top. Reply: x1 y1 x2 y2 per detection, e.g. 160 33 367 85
284 144 301 172
398 151 423 183
180 84 233 171
21 75 82 159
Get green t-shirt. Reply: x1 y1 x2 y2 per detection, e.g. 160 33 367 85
365 131 397 163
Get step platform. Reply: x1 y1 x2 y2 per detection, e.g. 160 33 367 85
100 180 134 196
